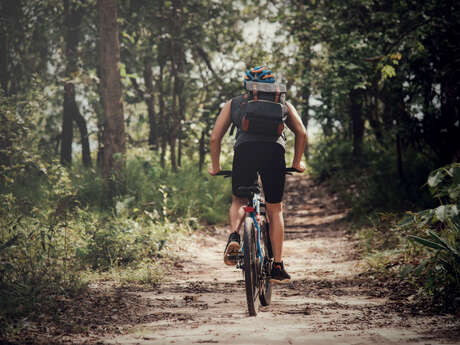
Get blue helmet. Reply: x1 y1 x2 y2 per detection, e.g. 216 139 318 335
244 65 275 86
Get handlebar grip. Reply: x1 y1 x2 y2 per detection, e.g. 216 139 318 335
215 170 232 177
285 167 302 174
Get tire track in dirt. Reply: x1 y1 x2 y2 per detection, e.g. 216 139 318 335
102 175 459 345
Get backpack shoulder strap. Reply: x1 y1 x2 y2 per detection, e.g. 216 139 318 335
275 84 280 103
252 83 258 101
229 94 248 137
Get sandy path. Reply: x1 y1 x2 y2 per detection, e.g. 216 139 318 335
102 175 459 345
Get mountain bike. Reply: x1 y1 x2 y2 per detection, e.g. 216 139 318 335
216 168 298 316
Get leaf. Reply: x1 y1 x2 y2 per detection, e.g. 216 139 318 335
438 258 454 273
414 261 426 275
448 185 460 202
409 235 445 251
398 214 414 227
399 264 414 278
0 235 19 253
434 205 459 222
427 171 442 188
120 63 127 78
381 65 396 81
427 231 459 257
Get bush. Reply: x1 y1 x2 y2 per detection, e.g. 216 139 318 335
72 149 232 225
399 163 460 309
0 86 233 337
0 179 83 335
308 135 436 218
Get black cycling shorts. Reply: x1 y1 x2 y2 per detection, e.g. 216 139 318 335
232 142 286 203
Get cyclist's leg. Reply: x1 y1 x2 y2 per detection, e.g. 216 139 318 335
258 143 290 281
224 195 245 265
265 202 284 262
224 144 257 265
266 202 290 282
231 143 258 232
230 195 247 233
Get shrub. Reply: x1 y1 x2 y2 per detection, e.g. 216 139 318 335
308 135 435 218
399 163 460 309
72 149 232 225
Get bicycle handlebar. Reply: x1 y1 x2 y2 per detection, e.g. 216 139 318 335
214 167 302 177
215 170 232 177
284 167 302 174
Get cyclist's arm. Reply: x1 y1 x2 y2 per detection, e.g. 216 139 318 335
285 102 308 172
208 100 232 175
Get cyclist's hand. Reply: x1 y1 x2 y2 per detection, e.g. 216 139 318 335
208 165 221 176
292 161 306 173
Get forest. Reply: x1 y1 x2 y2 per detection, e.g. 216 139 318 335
1 0 459 342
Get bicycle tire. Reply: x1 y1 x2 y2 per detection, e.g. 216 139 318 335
259 221 273 306
243 216 257 316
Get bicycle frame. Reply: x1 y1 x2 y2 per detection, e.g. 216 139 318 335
241 191 264 267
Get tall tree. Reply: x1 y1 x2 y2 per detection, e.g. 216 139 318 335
61 0 91 167
98 0 125 178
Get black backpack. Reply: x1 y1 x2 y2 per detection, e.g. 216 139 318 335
232 81 288 137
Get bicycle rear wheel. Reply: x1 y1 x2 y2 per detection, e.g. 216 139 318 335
243 216 257 316
259 221 273 306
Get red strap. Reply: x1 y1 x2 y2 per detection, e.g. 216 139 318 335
275 84 280 103
253 84 258 101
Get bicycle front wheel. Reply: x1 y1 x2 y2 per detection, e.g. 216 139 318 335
243 216 257 316
259 221 273 306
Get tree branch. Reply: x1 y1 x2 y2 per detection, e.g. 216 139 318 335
195 45 225 87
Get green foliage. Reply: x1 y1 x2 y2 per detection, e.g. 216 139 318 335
309 135 435 218
0 177 83 334
72 148 232 225
398 163 460 309
0 86 232 338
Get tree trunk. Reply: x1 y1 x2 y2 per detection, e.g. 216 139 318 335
198 130 205 172
350 89 365 160
440 69 460 164
300 44 311 160
169 134 177 172
366 80 383 145
177 137 182 167
95 66 104 168
61 85 74 165
71 92 91 166
98 0 126 178
0 18 8 95
396 132 405 183
143 58 157 150
61 0 91 167
158 60 166 169
0 0 21 96
160 136 166 169
63 84 91 167
169 63 178 172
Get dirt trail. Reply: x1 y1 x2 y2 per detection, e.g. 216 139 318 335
95 174 459 345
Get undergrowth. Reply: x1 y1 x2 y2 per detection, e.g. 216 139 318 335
354 165 460 312
308 135 436 221
309 135 459 312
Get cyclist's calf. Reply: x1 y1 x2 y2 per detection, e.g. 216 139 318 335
265 202 284 263
230 195 248 233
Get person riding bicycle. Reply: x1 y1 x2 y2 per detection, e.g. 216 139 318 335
208 65 307 283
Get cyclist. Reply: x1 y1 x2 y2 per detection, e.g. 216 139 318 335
208 65 307 283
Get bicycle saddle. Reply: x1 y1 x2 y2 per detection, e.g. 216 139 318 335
237 185 260 198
